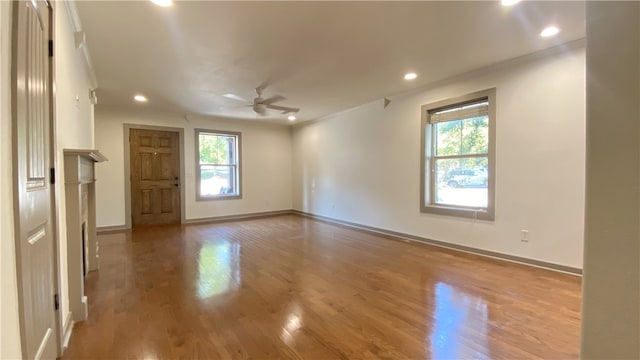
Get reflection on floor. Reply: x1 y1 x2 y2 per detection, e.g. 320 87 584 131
430 282 488 359
197 240 241 299
62 214 581 359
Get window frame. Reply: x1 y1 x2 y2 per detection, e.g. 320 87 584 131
420 88 496 220
195 129 242 201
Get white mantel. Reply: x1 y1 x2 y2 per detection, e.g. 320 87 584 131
63 149 106 323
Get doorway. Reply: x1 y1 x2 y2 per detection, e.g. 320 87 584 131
128 127 182 226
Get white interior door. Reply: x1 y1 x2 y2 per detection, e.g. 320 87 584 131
12 1 58 359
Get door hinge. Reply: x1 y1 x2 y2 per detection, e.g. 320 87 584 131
50 168 55 185
48 40 53 57
54 294 59 311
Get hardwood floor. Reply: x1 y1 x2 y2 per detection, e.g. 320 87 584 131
63 214 581 359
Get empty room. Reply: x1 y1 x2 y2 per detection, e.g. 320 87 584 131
1 1 638 359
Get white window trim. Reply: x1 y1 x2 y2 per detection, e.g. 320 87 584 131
420 88 496 220
195 129 242 201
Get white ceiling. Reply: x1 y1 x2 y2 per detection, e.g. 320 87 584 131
76 1 585 124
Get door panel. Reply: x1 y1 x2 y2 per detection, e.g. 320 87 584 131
160 189 173 213
140 153 153 180
130 129 181 226
141 190 153 215
12 1 57 359
159 154 172 180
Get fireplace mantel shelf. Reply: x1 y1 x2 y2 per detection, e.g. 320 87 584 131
63 149 108 163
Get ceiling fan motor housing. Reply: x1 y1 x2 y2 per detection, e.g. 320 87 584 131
253 103 267 114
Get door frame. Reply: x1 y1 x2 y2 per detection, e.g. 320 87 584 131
10 0 64 357
123 124 185 228
47 1 65 355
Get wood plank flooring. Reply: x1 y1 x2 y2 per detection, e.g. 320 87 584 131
63 214 581 359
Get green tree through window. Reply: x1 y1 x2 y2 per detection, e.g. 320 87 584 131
435 116 489 176
199 134 232 165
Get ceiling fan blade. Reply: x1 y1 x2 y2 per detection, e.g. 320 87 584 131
255 79 270 95
222 93 249 102
225 104 252 109
261 95 286 105
266 104 299 114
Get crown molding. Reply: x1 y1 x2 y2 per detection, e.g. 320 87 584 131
62 0 98 89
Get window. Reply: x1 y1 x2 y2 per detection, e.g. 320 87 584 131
196 129 241 200
420 88 495 220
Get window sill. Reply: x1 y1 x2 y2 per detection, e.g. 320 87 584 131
197 194 242 201
420 204 494 221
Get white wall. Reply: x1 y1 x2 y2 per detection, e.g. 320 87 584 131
94 109 292 227
581 3 639 358
53 2 96 331
292 45 586 269
0 2 22 359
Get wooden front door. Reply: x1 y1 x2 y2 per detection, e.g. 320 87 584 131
130 129 181 226
12 0 58 358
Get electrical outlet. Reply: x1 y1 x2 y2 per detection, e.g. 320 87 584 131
520 230 529 242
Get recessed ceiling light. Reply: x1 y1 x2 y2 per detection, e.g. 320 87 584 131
134 95 148 102
540 26 560 38
288 115 296 121
404 72 417 80
501 0 521 6
150 0 173 7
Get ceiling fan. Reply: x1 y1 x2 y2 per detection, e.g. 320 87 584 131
224 86 299 116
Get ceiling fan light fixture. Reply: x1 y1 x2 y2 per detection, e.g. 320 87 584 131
288 115 296 121
150 0 173 7
253 103 267 115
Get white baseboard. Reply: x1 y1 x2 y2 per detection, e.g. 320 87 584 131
292 210 582 275
98 210 295 231
184 209 293 224
97 224 129 233
62 311 74 349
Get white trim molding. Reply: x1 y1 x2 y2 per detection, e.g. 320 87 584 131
33 328 53 360
184 210 293 225
62 1 98 89
97 224 129 233
95 209 581 275
62 312 74 350
292 210 582 275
